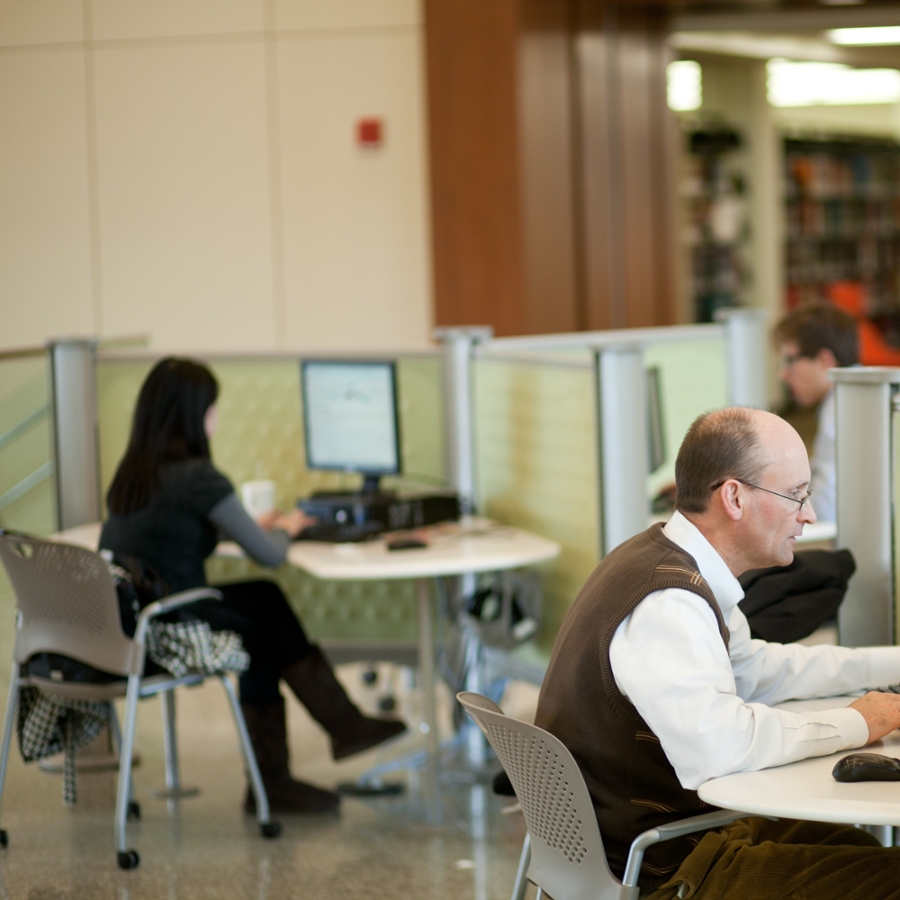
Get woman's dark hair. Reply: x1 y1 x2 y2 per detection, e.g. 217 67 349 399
106 357 219 515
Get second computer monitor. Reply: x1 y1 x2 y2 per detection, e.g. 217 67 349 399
300 359 401 494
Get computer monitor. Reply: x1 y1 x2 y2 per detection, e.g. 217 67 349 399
300 359 402 495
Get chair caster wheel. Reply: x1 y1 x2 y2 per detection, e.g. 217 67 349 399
117 849 139 870
0 829 8 848
260 821 282 839
127 801 141 820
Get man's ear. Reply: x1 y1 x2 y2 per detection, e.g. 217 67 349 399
717 479 744 522
815 347 838 369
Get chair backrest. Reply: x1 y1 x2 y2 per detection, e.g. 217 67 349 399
0 534 137 676
458 691 630 900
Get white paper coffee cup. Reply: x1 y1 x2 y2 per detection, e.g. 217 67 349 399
240 480 276 518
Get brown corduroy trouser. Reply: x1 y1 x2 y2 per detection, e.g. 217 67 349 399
641 817 900 900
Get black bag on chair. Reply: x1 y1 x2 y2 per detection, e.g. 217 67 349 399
738 548 856 644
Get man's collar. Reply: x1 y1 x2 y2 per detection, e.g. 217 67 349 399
663 511 745 612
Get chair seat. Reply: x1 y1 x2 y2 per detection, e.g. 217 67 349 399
23 671 207 702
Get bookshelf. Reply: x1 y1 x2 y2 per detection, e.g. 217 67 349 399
681 125 750 322
784 136 900 325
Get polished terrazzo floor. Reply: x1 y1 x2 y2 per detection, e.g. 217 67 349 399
0 665 539 900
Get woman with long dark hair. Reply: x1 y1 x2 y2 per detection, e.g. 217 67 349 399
101 357 405 814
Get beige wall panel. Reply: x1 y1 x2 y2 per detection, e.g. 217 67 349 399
0 50 93 350
277 33 431 351
0 0 83 47
275 0 419 31
90 0 264 42
92 42 276 351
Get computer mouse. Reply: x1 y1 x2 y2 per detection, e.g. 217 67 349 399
832 753 900 782
386 538 428 551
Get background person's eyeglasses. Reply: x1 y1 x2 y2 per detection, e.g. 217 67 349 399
712 479 812 512
780 353 811 368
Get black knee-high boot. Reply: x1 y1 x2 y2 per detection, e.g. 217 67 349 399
281 647 407 761
242 697 340 814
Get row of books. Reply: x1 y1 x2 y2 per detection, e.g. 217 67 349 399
785 141 900 200
786 198 900 240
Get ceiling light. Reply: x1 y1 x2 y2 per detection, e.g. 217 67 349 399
828 26 900 45
667 60 702 112
818 0 867 6
767 58 900 106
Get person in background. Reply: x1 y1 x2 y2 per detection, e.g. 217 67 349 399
100 357 406 815
536 407 900 899
773 301 859 522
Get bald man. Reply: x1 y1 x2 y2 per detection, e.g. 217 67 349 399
536 407 900 900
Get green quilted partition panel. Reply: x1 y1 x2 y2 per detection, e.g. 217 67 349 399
0 356 55 540
473 357 600 649
96 354 443 643
206 557 417 643
96 358 155 509
0 355 54 653
645 338 729 498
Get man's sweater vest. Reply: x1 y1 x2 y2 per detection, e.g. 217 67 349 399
535 524 731 890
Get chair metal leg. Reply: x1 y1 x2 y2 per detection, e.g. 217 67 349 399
108 704 138 816
0 663 21 845
511 833 531 900
149 689 198 800
218 676 280 838
114 674 142 867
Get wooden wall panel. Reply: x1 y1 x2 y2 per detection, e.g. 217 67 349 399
576 24 619 329
518 0 580 334
425 0 678 337
424 0 526 336
577 4 676 330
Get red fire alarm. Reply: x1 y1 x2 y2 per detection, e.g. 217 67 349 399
357 117 383 148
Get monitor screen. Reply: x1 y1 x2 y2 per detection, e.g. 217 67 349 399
300 360 401 487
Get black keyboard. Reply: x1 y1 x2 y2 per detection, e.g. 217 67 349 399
294 522 384 543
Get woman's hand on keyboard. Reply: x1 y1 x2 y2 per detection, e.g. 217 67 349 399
258 509 317 538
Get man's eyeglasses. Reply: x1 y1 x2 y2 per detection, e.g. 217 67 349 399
712 478 813 512
780 353 811 368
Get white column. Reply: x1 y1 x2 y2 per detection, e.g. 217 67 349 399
433 327 493 512
49 339 100 530
433 327 492 767
832 368 900 647
595 345 648 556
715 307 768 410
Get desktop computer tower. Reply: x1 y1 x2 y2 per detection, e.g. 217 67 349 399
298 492 460 532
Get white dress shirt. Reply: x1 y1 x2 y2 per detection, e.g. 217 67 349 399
609 511 900 790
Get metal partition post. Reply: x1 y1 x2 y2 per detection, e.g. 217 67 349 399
434 327 493 512
434 327 493 767
595 346 649 556
832 368 900 647
715 308 768 409
49 339 100 530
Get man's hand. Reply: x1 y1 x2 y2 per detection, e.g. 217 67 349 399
848 692 900 744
